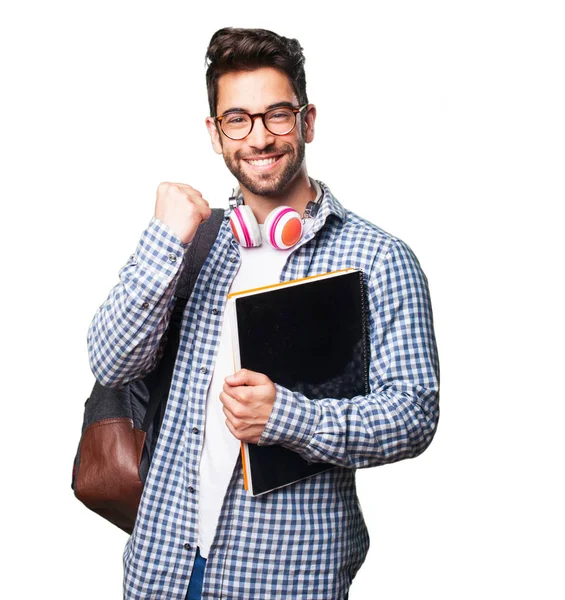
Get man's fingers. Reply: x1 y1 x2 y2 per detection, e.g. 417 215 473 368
222 404 240 427
224 418 237 438
198 203 212 222
219 391 240 414
222 382 252 404
154 181 211 243
224 369 271 388
222 410 239 439
174 183 202 197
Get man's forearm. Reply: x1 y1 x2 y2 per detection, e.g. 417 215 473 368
258 238 440 468
258 382 439 468
87 217 188 387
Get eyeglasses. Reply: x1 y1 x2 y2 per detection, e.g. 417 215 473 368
215 105 308 140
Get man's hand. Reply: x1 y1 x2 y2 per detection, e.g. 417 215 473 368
154 182 212 244
220 369 277 444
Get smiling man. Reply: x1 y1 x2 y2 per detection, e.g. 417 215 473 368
206 67 313 213
88 27 439 600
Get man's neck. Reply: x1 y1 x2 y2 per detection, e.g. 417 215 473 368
239 170 316 224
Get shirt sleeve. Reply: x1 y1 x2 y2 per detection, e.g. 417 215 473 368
87 217 190 387
257 239 440 468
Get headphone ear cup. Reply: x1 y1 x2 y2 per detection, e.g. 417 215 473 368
230 205 262 248
264 206 304 250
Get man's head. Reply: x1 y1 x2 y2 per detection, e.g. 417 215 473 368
204 28 316 198
205 27 308 119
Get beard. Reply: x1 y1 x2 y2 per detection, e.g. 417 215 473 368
222 139 306 197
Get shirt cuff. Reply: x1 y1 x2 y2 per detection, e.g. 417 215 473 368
258 384 322 452
119 217 188 306
150 216 192 250
136 217 190 274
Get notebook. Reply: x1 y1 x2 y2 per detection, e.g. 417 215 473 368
228 268 370 496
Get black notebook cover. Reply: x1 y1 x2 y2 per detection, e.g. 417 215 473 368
229 269 370 496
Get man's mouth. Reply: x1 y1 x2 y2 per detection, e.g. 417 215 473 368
243 154 284 169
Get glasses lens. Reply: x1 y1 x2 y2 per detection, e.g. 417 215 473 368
265 108 296 135
221 113 252 139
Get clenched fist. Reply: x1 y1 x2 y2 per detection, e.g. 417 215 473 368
154 182 212 244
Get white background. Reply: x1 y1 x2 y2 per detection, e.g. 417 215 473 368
1 1 563 598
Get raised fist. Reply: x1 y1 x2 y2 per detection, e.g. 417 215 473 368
154 182 212 244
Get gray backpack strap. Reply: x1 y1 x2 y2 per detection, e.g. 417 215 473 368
174 208 225 301
140 208 224 438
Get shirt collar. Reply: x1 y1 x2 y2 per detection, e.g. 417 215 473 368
313 179 347 223
222 178 346 224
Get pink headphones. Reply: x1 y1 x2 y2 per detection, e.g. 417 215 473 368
229 204 304 250
228 186 321 250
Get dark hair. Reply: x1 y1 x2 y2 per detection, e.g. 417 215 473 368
205 27 308 117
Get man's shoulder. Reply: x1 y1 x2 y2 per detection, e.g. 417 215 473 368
341 207 398 243
341 208 408 271
318 181 399 245
318 184 420 276
323 200 401 264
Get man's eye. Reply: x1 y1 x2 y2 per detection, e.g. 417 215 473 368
268 111 293 121
226 115 247 125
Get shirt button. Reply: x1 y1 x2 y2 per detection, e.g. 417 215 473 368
199 367 207 374
167 252 177 263
229 256 237 263
212 308 219 315
184 543 191 551
188 486 195 493
192 427 199 434
142 302 149 309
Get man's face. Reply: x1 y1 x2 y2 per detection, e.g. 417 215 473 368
206 67 314 197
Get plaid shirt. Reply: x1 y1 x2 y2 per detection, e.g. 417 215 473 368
88 181 439 600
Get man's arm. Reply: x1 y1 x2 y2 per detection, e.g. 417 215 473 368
87 183 211 387
221 239 440 468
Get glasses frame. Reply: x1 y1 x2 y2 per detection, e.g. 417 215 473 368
215 104 309 140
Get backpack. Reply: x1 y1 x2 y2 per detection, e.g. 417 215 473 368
72 210 224 533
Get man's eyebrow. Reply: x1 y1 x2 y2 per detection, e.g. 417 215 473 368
220 107 248 116
219 101 297 116
267 101 296 110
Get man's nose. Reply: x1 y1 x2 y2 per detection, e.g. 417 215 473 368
246 116 276 149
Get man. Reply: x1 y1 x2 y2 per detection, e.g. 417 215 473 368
88 27 439 600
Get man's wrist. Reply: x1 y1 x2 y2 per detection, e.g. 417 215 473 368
258 384 321 451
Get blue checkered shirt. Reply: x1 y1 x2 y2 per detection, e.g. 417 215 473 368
88 181 439 600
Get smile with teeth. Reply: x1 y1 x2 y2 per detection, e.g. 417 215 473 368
245 155 282 167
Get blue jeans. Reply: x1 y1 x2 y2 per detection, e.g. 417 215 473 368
186 548 206 600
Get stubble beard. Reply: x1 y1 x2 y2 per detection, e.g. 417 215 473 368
223 140 306 197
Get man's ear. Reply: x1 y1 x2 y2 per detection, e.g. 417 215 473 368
205 117 224 154
303 104 317 144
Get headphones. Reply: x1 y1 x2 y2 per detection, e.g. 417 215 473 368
228 187 321 251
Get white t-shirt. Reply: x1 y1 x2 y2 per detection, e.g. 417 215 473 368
197 191 319 558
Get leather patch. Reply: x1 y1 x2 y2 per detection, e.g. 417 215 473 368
75 418 146 534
